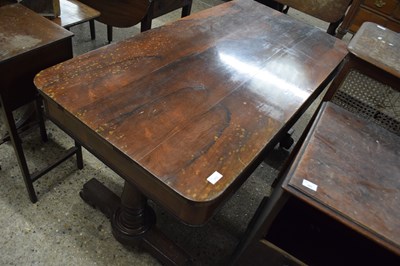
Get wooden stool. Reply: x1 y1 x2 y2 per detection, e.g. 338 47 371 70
324 22 400 134
0 4 83 203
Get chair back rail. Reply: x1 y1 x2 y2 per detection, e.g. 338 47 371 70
276 0 352 23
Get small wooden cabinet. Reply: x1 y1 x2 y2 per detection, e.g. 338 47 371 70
350 0 400 32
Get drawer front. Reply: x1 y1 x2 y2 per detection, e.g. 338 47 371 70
363 0 398 15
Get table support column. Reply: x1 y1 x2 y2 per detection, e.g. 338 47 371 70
111 181 156 245
79 178 191 265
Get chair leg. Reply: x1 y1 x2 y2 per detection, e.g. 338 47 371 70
107 25 113 43
35 97 48 142
327 19 343 36
1 104 37 203
323 56 353 101
75 140 84 169
181 0 192 17
89 19 96 40
1 98 84 203
141 16 152 32
141 1 154 32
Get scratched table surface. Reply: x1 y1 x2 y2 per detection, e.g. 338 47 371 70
34 0 347 225
0 3 73 111
284 102 400 255
348 22 400 79
0 3 73 63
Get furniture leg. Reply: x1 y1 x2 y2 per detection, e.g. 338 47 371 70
1 98 83 203
327 18 342 36
141 2 154 32
89 19 96 40
1 103 37 202
107 25 113 43
323 56 353 101
75 140 83 169
181 0 192 17
231 181 292 265
79 178 191 265
141 16 152 32
35 97 48 142
111 180 156 245
336 0 362 39
1 103 44 144
279 128 294 149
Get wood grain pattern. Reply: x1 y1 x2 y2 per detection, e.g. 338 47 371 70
0 3 72 62
284 102 400 255
349 22 400 78
35 0 347 224
0 3 73 110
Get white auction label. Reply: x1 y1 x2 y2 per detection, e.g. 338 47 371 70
207 171 223 185
302 179 318 191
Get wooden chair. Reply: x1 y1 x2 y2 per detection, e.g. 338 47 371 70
79 0 192 43
256 0 360 38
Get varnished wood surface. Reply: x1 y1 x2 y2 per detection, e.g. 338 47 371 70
284 102 400 255
35 0 347 224
51 0 100 28
0 3 73 63
0 3 76 203
0 3 73 110
348 22 400 79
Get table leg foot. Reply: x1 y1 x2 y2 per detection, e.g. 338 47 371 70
142 226 192 265
79 178 120 218
80 178 191 265
111 204 156 246
279 128 294 150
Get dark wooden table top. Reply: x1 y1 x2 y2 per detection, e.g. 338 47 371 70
50 0 100 29
1 3 73 111
349 22 400 79
0 3 73 63
284 102 400 255
34 0 347 225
